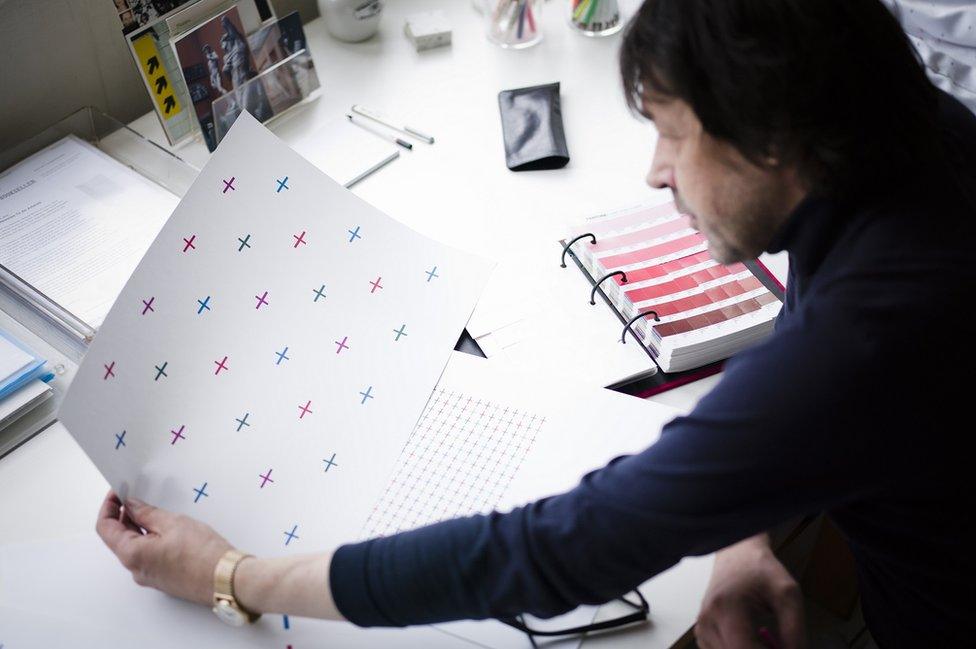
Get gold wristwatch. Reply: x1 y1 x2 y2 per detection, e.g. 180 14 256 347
212 549 261 626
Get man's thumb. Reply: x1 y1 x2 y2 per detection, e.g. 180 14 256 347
124 498 167 532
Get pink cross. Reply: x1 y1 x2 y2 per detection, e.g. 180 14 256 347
170 425 186 445
369 276 383 293
214 355 229 375
293 230 307 248
259 469 274 488
141 297 155 315
335 336 349 354
182 235 196 252
299 400 313 419
103 361 115 380
255 291 269 309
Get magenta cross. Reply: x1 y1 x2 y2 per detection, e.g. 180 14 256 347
103 361 115 380
214 355 229 375
255 291 269 309
222 177 235 193
182 235 196 252
259 468 274 488
369 276 383 293
335 336 349 354
298 400 313 419
293 230 307 248
170 425 186 445
141 297 155 315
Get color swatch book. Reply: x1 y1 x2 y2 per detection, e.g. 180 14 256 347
563 201 782 376
57 111 493 558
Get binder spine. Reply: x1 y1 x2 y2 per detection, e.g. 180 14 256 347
560 233 597 268
559 239 661 366
622 310 660 344
590 271 628 305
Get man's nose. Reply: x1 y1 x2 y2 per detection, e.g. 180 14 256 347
646 143 675 190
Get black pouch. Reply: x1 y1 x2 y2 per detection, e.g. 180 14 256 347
497 82 570 171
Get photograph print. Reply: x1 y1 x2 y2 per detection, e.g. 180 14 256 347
172 5 273 151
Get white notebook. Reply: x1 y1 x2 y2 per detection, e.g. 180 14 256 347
292 116 400 188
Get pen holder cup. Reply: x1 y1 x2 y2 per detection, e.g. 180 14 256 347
568 0 622 37
486 0 544 49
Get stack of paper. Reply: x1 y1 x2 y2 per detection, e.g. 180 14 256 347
0 331 52 431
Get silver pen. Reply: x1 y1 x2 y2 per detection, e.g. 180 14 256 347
350 105 435 144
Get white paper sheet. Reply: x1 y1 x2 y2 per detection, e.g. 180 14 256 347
292 117 400 188
0 537 477 649
5 354 686 649
0 135 178 328
363 352 685 648
57 112 493 558
0 337 33 383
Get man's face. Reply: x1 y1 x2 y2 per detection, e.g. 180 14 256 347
643 95 805 264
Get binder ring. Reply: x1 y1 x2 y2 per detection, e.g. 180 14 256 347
590 271 627 305
621 310 660 344
560 233 597 268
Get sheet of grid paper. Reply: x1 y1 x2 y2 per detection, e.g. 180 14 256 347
363 387 546 538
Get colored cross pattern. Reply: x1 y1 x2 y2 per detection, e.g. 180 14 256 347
99 172 449 523
362 388 544 539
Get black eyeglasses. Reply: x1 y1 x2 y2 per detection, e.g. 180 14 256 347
498 590 650 647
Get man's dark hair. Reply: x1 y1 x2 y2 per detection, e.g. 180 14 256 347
620 0 947 198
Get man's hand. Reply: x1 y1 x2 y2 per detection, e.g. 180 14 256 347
694 534 805 649
95 490 232 606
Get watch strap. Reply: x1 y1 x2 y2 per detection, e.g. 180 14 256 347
213 549 260 622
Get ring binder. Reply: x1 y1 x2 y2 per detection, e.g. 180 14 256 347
560 233 597 268
590 271 627 305
621 310 660 344
622 310 662 372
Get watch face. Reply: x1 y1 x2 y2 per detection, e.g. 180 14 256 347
213 600 246 627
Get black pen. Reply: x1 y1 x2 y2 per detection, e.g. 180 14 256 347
346 114 413 150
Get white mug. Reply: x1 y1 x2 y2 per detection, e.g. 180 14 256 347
319 0 384 42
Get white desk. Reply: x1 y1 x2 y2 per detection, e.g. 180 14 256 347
0 0 790 646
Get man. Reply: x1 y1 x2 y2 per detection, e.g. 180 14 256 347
96 1 975 647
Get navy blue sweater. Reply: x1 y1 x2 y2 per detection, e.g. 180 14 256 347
330 94 976 648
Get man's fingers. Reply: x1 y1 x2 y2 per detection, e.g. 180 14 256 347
769 581 806 649
96 491 142 554
123 498 170 532
694 617 722 649
716 603 767 649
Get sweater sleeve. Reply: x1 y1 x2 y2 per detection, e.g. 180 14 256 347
329 301 895 627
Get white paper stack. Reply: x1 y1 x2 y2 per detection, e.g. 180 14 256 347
0 331 52 431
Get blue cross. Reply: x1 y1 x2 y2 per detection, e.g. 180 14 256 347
235 412 250 431
348 226 361 242
312 285 327 302
323 453 339 472
359 385 374 404
276 176 289 193
238 234 251 251
114 430 126 449
193 482 209 503
197 296 211 314
284 524 300 545
154 361 168 380
425 266 439 282
393 324 408 341
275 346 290 365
